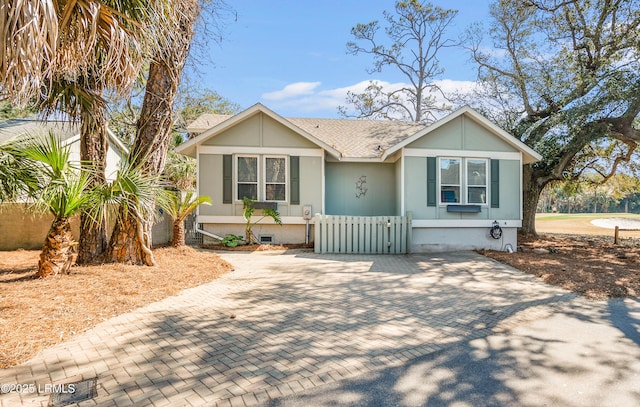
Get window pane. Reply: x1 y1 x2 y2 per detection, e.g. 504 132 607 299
266 184 285 201
238 157 257 182
440 159 460 185
467 160 487 186
266 158 286 183
441 186 460 203
468 187 487 204
237 184 257 200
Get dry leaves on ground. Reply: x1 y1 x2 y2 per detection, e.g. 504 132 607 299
481 234 640 300
0 246 232 368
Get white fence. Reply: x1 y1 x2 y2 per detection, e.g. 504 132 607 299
314 213 412 254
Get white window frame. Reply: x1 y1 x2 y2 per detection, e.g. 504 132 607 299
438 157 489 206
465 158 488 205
234 154 289 202
235 155 259 202
263 155 288 202
438 157 462 205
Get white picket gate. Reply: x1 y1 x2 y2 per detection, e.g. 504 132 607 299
314 213 412 254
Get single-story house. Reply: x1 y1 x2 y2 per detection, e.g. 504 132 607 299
176 103 541 253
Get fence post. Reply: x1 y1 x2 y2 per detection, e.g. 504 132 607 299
614 226 620 245
406 211 413 254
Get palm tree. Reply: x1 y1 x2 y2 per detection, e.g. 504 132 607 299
19 134 95 277
38 1 172 264
164 191 211 247
99 156 171 266
1 0 178 264
161 140 211 247
108 0 202 265
13 133 170 275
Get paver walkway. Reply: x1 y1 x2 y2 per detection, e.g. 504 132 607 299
0 250 596 406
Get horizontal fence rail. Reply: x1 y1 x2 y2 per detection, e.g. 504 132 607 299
614 225 640 245
314 213 412 254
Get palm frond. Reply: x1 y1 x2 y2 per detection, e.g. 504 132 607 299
14 132 94 218
88 154 171 228
0 137 38 201
20 132 75 179
164 190 211 222
0 0 58 103
1 0 185 104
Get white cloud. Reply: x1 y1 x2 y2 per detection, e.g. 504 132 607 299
262 81 322 101
434 79 479 95
260 79 481 117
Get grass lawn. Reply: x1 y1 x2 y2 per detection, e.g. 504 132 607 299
535 212 640 238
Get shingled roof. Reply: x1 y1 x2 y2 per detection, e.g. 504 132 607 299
180 103 542 164
187 112 425 159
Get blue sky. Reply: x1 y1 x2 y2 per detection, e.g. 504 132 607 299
193 0 493 118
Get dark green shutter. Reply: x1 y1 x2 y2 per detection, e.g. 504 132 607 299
427 157 437 207
290 156 300 205
491 159 500 208
223 155 232 204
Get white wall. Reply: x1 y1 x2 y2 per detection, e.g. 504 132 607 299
411 226 517 253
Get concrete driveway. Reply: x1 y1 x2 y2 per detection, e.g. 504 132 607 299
1 250 639 407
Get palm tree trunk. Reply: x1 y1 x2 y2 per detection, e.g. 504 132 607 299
38 216 75 277
106 0 199 265
77 94 108 264
172 219 185 247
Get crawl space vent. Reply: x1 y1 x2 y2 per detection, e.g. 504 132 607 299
259 235 274 244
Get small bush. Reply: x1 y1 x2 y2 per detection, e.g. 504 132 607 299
221 234 244 247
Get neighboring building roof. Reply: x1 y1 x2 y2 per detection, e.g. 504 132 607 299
0 118 129 156
0 119 78 143
179 103 542 163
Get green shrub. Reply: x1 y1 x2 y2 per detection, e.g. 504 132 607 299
221 234 244 247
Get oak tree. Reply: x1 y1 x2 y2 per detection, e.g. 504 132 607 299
467 0 640 234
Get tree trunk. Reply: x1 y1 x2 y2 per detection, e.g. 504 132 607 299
106 0 199 265
521 164 544 236
77 97 108 264
108 218 156 265
38 216 75 277
172 219 185 247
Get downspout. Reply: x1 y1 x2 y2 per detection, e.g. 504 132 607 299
195 227 224 241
